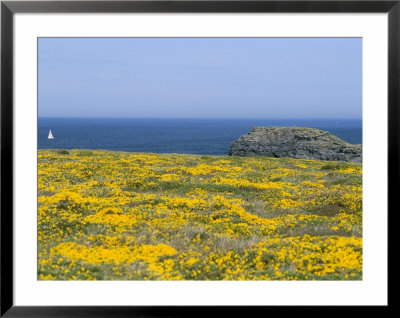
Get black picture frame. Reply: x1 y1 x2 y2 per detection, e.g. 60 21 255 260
1 0 394 316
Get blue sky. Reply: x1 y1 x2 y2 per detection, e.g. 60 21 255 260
38 38 362 119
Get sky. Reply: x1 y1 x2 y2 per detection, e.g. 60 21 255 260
38 37 362 119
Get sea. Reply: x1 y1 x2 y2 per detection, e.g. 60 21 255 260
38 118 362 156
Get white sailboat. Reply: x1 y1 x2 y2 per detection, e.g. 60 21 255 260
48 129 54 139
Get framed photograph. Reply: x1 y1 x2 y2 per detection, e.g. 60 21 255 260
1 0 394 315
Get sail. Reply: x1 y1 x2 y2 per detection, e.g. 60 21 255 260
48 130 54 139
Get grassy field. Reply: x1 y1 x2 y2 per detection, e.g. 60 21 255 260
38 149 362 280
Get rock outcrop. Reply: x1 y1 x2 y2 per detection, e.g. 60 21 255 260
229 127 362 162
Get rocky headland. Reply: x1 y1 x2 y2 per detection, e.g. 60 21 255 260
229 127 362 163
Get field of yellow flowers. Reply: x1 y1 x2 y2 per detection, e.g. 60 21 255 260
38 149 362 280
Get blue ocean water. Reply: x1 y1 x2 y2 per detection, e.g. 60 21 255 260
38 118 362 155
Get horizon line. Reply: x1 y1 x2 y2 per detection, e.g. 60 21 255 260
38 116 362 120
